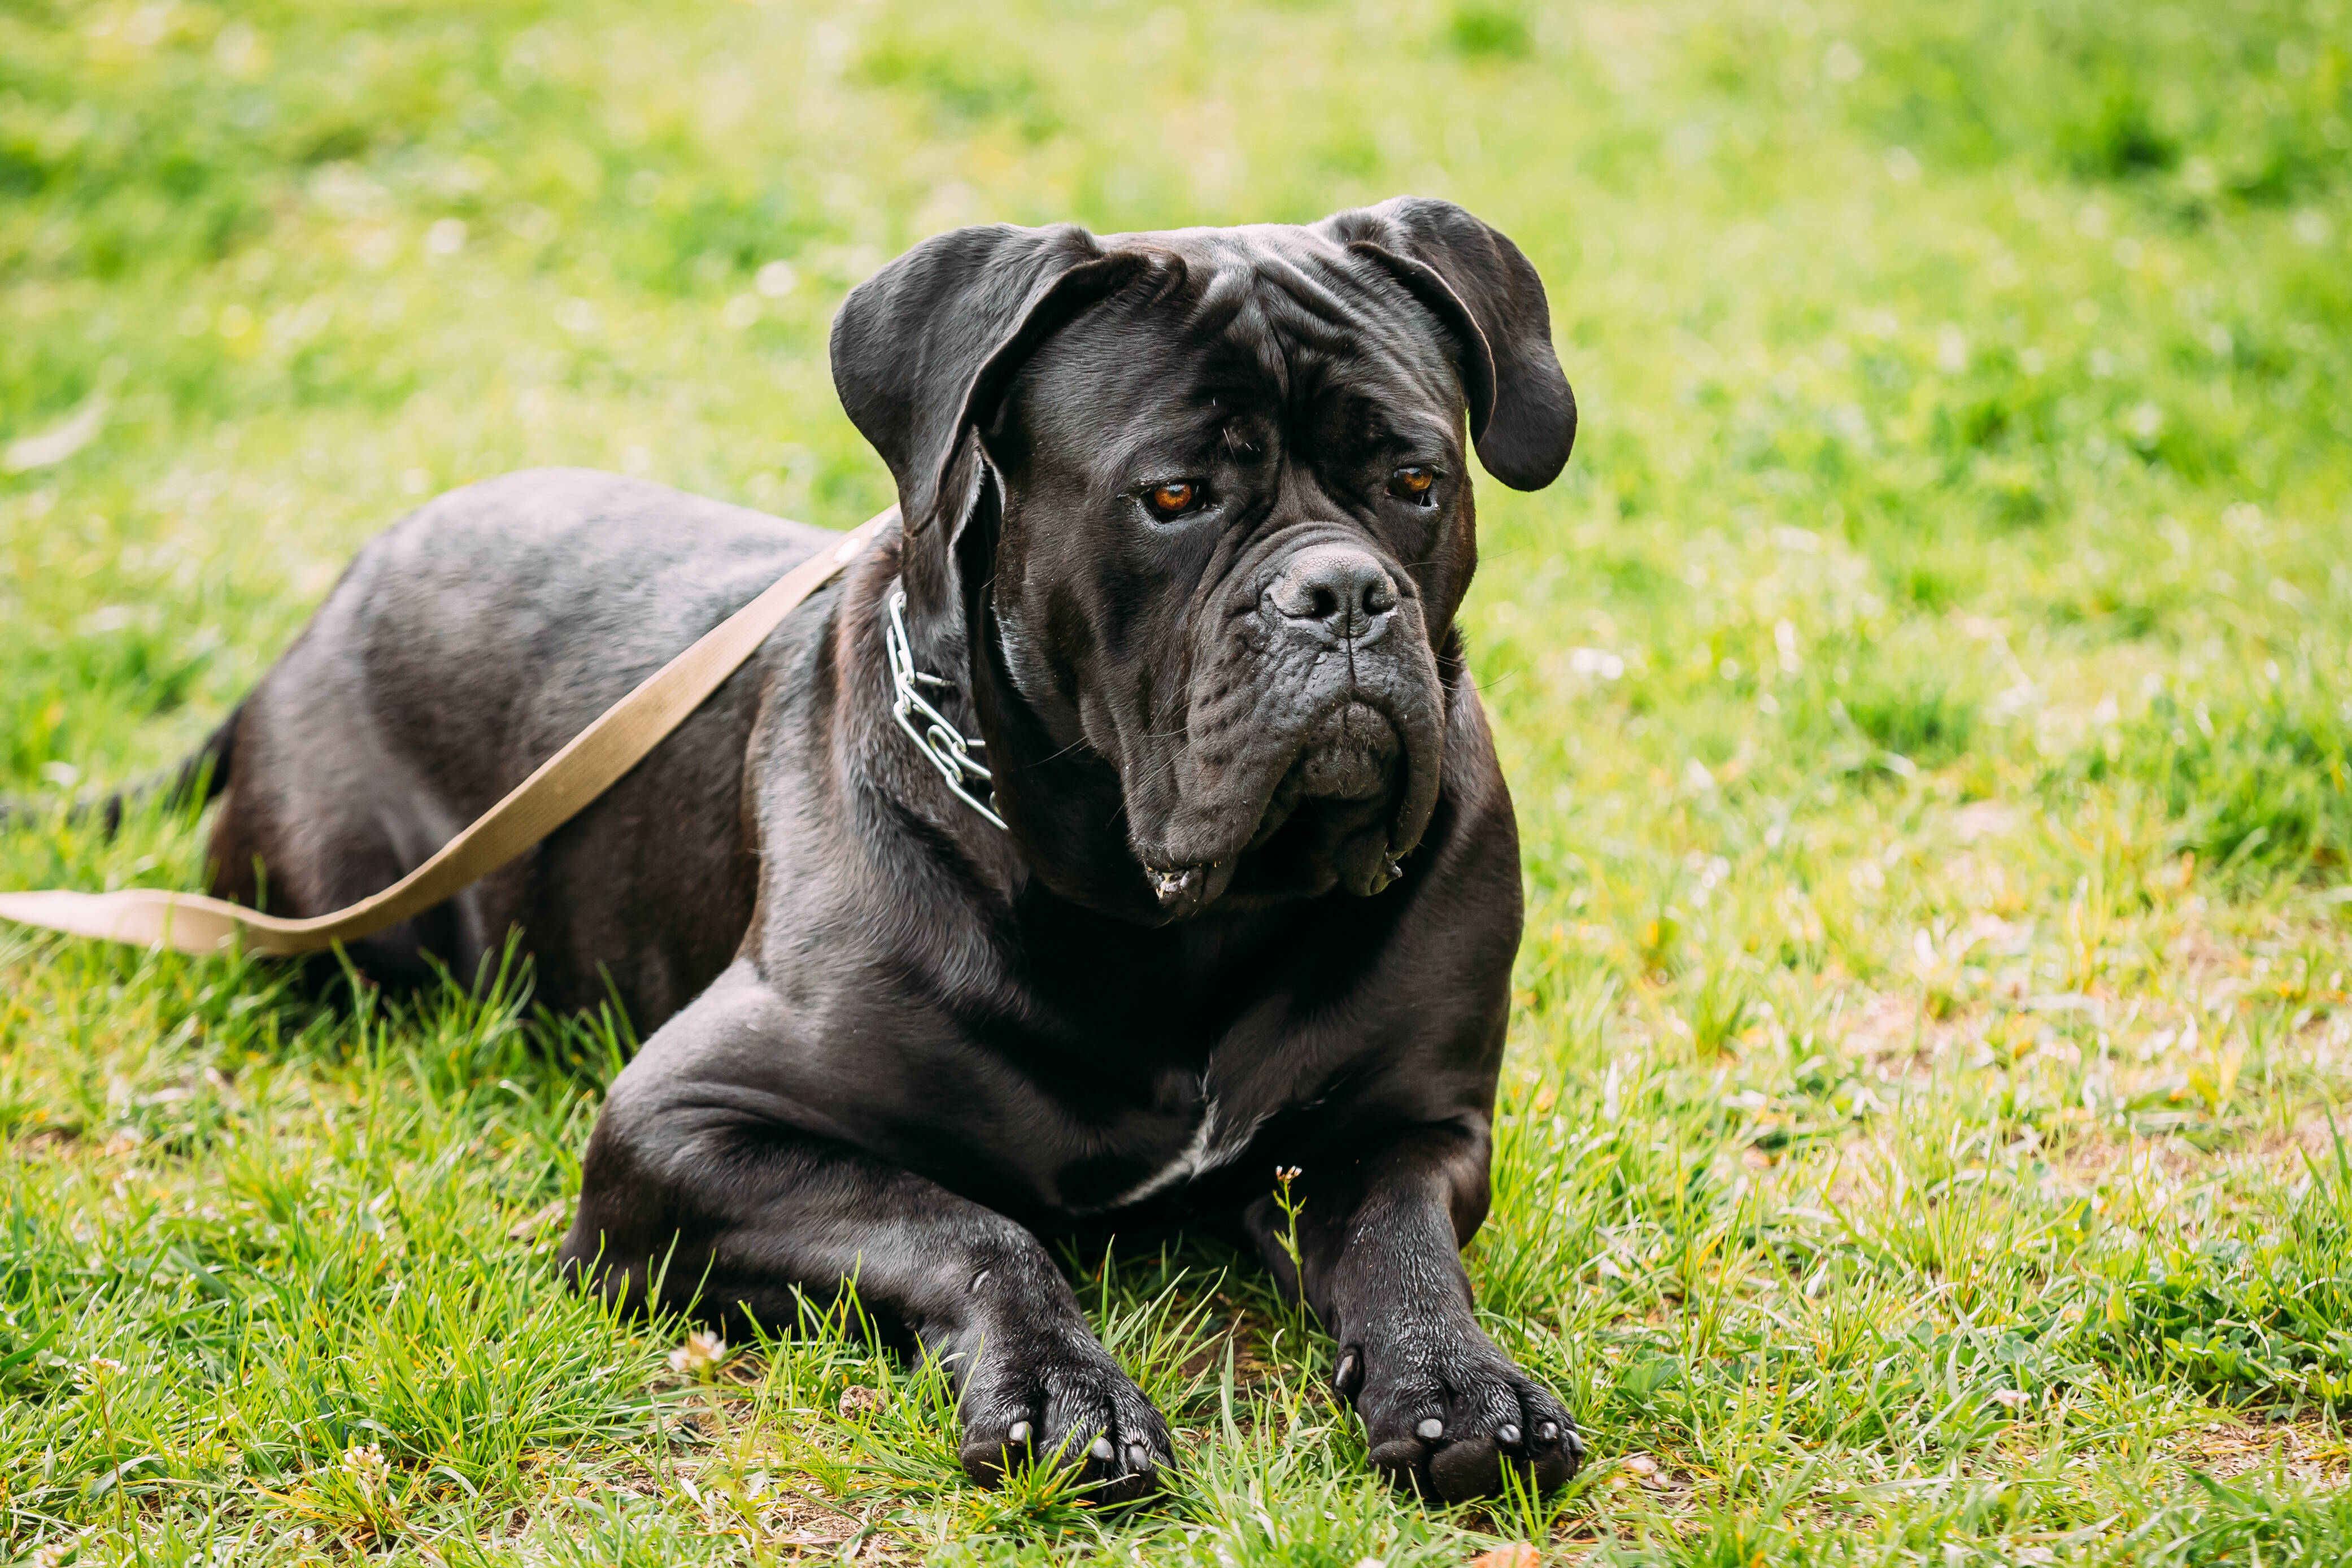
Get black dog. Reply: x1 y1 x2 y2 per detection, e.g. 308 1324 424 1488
165 197 1580 1502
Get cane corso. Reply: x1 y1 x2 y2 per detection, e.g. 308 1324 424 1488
167 197 1580 1502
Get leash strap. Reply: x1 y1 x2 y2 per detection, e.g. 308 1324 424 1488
0 507 896 958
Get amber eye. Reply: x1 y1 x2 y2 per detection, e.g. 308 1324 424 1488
1145 480 1203 517
1389 465 1438 503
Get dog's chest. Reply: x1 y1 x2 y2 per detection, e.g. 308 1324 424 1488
970 928 1362 1219
1055 1085 1268 1217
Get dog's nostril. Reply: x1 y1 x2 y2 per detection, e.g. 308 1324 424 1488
1306 585 1340 621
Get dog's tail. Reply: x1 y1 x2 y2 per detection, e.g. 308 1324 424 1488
0 703 244 837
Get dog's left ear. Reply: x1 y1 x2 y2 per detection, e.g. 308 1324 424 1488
831 224 1155 538
1318 197 1576 491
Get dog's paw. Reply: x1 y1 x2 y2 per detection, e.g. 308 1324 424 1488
1338 1319 1582 1502
955 1323 1174 1504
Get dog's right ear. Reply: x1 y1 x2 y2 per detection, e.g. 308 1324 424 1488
831 224 1151 539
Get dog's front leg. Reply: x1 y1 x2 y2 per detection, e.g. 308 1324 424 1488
1244 1121 1582 1501
559 969 1172 1500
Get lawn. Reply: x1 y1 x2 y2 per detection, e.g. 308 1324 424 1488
3 0 2350 1561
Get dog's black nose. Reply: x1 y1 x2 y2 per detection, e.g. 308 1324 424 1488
1268 546 1397 640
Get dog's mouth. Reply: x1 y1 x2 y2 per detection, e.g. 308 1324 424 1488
1143 700 1413 917
1144 862 1218 913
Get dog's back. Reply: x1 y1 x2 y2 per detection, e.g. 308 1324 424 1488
206 468 834 1018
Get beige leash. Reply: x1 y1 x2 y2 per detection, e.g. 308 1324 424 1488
0 507 896 958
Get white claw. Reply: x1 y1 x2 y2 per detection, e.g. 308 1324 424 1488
1090 1435 1116 1461
1127 1442 1150 1469
1537 1421 1558 1441
1007 1421 1032 1445
1499 1423 1522 1445
1415 1417 1444 1440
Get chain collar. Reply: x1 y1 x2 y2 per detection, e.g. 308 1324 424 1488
885 586 1007 831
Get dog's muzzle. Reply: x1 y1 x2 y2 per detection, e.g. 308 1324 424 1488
1140 540 1435 914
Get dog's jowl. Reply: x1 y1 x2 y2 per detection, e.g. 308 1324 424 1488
193 198 1582 1502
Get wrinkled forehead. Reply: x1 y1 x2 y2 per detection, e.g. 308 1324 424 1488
996 228 1467 458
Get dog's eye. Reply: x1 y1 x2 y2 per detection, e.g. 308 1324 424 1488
1388 466 1438 504
1144 481 1204 518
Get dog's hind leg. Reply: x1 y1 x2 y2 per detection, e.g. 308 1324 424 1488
1244 1121 1583 1502
560 965 1174 1502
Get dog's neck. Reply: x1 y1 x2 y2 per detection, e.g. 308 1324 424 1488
865 500 1195 929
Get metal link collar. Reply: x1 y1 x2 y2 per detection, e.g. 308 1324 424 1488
885 586 1007 831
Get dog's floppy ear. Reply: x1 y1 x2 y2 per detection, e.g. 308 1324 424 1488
831 223 1152 535
1317 196 1575 491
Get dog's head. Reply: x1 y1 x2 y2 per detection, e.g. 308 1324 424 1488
832 198 1573 922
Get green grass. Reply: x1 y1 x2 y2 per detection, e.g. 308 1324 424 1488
4 0 2351 1561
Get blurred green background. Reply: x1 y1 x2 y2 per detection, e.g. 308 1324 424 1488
6 0 2350 869
5 1 2352 1563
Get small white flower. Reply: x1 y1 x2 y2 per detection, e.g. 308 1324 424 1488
669 1330 727 1377
340 1442 390 1491
73 1357 126 1391
31 1530 90 1568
